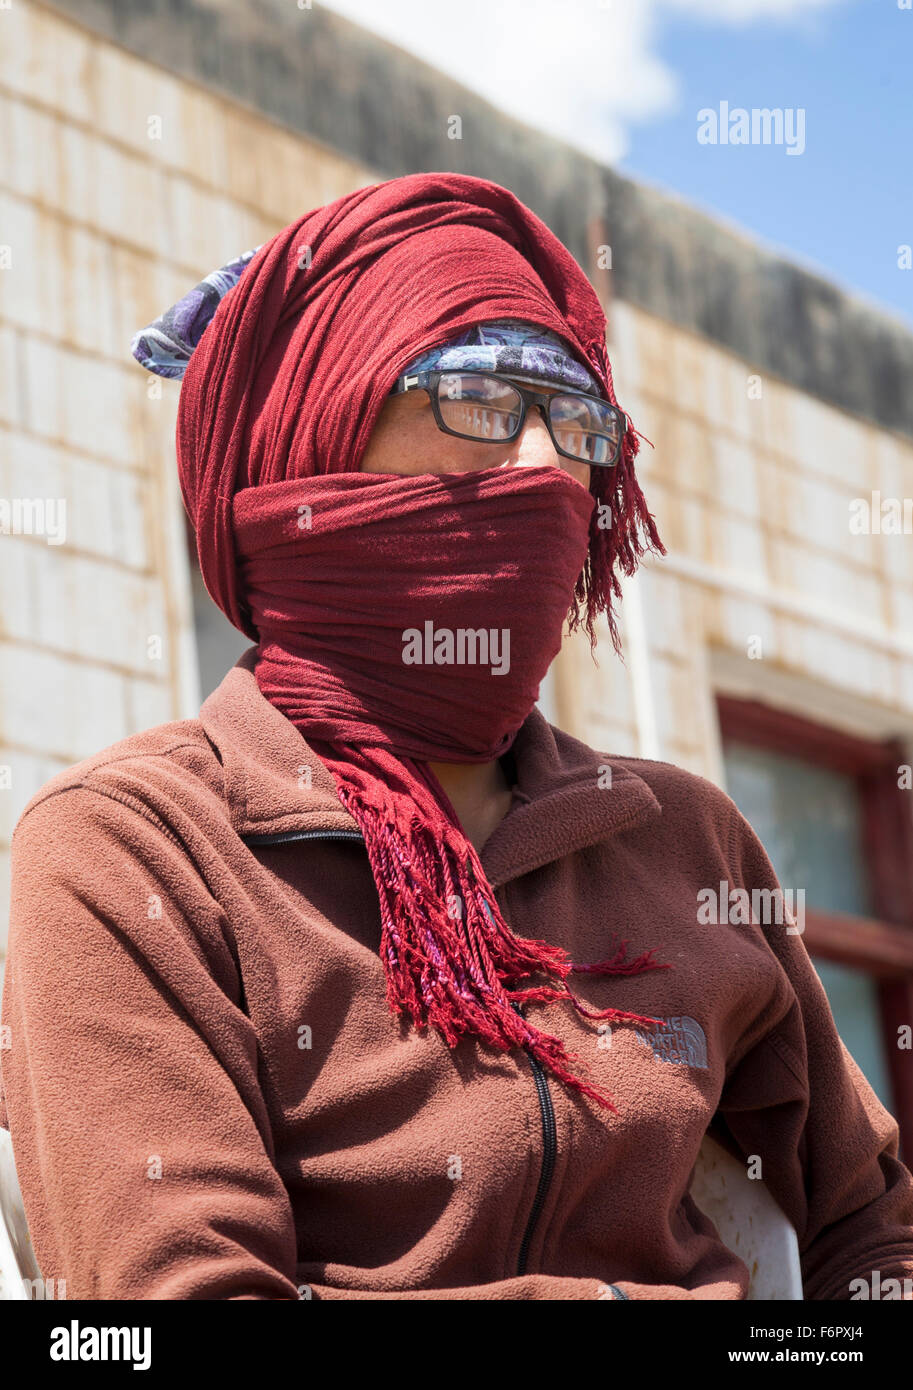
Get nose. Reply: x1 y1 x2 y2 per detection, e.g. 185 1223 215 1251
512 405 555 460
510 406 590 489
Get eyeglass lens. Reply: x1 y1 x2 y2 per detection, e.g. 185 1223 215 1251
436 373 621 465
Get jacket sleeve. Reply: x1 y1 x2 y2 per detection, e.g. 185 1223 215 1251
703 801 913 1301
0 783 628 1302
0 783 303 1300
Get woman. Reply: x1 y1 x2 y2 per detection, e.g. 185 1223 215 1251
1 173 912 1301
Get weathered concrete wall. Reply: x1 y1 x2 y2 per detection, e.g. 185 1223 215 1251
557 300 913 782
38 0 913 442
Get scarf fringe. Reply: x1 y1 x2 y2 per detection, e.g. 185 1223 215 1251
336 780 672 1114
571 334 667 655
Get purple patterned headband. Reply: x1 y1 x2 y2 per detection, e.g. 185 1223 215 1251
130 247 263 381
130 248 601 394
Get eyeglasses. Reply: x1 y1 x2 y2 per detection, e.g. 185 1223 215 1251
395 370 626 467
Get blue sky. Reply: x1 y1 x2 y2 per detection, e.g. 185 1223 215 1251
322 0 912 330
619 0 912 328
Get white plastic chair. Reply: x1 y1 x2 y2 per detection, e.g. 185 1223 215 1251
690 1132 804 1299
0 1125 802 1300
0 1127 45 1300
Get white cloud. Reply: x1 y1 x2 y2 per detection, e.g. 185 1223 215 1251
663 0 841 19
317 0 847 163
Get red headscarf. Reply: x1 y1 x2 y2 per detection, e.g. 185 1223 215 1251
176 172 669 1112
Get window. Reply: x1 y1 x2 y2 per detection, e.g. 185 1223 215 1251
718 697 913 1165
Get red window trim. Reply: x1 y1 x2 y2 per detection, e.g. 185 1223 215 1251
802 909 913 975
716 695 913 1164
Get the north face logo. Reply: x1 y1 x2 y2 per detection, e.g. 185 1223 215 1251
633 1016 708 1069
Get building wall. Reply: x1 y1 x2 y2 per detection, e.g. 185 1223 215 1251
554 299 913 783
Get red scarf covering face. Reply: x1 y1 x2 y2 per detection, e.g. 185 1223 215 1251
177 173 669 1113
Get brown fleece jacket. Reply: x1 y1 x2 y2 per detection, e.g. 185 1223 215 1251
1 647 912 1300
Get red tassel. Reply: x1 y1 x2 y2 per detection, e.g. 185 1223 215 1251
571 335 667 655
337 781 673 1115
572 938 671 976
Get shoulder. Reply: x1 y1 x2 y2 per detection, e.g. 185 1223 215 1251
599 749 783 898
549 715 741 835
608 753 746 869
606 752 740 831
10 717 224 849
544 715 744 859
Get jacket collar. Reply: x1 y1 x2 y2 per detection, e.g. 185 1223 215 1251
199 647 662 888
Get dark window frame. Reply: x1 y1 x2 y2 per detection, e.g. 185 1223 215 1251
717 695 913 1165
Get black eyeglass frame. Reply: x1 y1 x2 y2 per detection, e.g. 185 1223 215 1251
394 369 627 468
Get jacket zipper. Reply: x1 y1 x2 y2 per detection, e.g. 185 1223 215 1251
510 997 557 1277
242 828 365 847
242 825 558 1279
